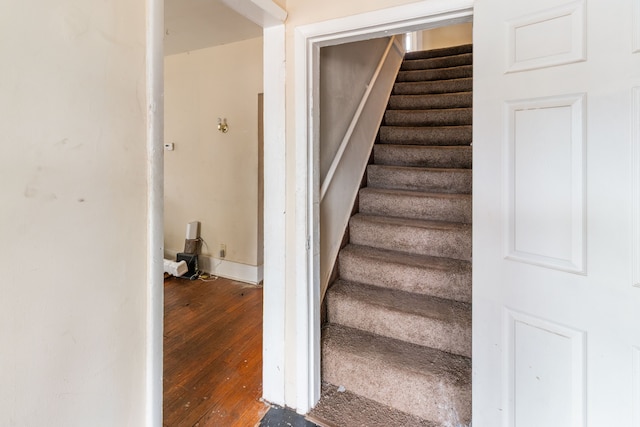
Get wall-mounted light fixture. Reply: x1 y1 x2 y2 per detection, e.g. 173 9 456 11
217 117 229 133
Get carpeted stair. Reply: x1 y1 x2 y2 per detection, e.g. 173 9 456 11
309 44 473 426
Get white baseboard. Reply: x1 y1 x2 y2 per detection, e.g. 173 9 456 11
164 249 263 285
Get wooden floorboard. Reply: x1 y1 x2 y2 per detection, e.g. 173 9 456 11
163 276 268 427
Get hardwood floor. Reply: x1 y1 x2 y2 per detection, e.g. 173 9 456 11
164 276 268 427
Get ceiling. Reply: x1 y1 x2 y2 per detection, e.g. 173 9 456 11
164 0 263 56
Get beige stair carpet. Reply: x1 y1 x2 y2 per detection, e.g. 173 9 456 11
310 43 473 427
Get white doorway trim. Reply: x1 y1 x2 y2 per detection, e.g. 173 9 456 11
261 22 288 407
293 0 474 413
146 1 286 424
146 0 164 425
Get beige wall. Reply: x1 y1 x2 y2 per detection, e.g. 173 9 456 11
284 0 420 26
271 0 286 10
164 37 264 267
421 22 473 50
0 0 148 425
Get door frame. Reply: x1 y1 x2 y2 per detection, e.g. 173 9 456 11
145 1 287 424
147 0 477 421
293 0 474 413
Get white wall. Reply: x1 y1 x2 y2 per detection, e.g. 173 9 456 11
164 37 264 275
0 0 148 425
319 37 391 180
319 36 404 299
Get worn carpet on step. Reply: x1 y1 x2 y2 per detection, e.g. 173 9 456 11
306 383 438 427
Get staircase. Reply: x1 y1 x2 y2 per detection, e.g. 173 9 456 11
309 44 473 426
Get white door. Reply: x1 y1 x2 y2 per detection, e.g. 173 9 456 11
473 0 640 425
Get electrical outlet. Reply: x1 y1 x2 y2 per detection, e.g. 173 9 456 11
219 243 226 259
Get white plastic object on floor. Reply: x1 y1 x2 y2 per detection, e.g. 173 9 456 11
186 221 200 239
164 259 188 277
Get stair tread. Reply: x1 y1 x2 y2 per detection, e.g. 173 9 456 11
378 124 473 141
393 78 472 95
376 144 472 154
390 92 472 100
396 65 472 83
396 77 471 83
339 244 471 303
359 185 472 222
379 125 472 146
384 109 472 127
397 65 473 82
323 323 471 385
322 324 472 423
373 144 472 169
368 163 471 174
328 279 471 356
386 107 472 114
380 124 471 131
360 187 471 201
367 164 472 194
403 44 472 60
307 383 440 427
400 53 473 71
330 279 470 325
399 65 472 73
388 92 472 110
385 108 472 121
342 243 471 271
376 144 471 151
351 212 470 231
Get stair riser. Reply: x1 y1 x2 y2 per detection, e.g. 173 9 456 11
349 218 471 260
397 65 472 82
339 250 472 303
359 191 471 223
322 341 471 423
388 92 472 110
384 108 471 127
379 126 471 146
400 53 473 71
367 166 472 194
374 145 472 168
327 290 471 357
393 78 472 95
